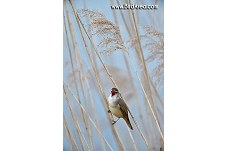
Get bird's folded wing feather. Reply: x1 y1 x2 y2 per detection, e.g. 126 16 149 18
118 94 129 117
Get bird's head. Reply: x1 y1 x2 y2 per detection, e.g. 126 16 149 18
111 88 119 96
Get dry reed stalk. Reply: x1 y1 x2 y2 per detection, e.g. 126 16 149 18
78 72 94 151
116 0 133 37
64 120 78 151
79 10 157 150
76 49 106 151
85 9 163 148
128 0 157 109
75 8 151 151
127 127 138 151
115 6 156 132
109 5 155 147
124 33 154 150
109 0 119 25
125 49 164 141
69 2 127 151
63 126 71 150
123 54 156 149
74 7 151 150
64 87 90 151
65 2 101 150
128 0 159 103
63 7 77 100
63 19 87 151
86 68 109 110
64 0 81 99
124 55 155 148
64 0 163 150
122 0 137 35
129 30 164 125
64 23 92 151
83 69 106 151
64 114 80 151
120 0 143 60
71 48 94 150
141 26 164 90
150 79 164 107
115 0 143 60
109 5 156 146
135 0 140 24
64 81 115 151
70 1 163 150
123 55 151 148
84 1 98 72
73 16 106 149
128 0 164 141
64 2 90 142
72 8 126 151
76 51 92 143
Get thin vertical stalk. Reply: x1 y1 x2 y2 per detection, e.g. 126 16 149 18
115 1 159 132
127 127 138 151
116 0 133 37
125 50 164 141
64 114 80 151
117 0 143 63
123 54 155 149
64 82 114 151
79 72 94 151
72 4 150 150
64 121 77 151
84 0 98 69
128 0 159 111
110 0 118 25
64 87 90 151
110 5 153 148
150 78 164 107
64 2 89 140
77 45 106 151
63 17 87 151
69 1 126 150
63 1 77 96
128 0 163 140
116 0 143 60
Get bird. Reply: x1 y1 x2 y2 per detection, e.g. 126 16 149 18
107 87 133 130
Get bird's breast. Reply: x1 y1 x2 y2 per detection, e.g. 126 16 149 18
109 104 123 118
108 94 123 118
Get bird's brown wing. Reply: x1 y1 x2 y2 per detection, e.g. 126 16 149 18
118 94 129 117
118 94 133 130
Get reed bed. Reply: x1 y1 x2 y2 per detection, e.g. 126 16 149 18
64 0 164 150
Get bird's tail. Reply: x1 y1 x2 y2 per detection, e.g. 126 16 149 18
123 116 133 130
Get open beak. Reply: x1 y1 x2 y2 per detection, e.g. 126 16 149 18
111 90 116 96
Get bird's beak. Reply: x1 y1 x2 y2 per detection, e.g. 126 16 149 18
111 90 116 96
